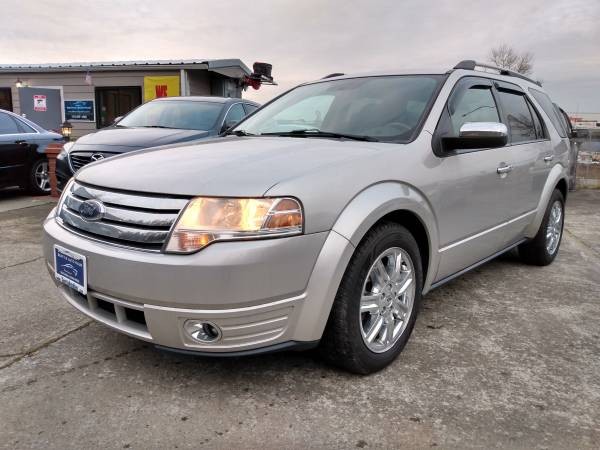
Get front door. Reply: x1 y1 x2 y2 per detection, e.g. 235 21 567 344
95 87 142 128
18 87 63 131
430 76 514 281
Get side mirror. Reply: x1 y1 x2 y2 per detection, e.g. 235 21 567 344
442 122 508 151
113 116 123 124
569 129 578 139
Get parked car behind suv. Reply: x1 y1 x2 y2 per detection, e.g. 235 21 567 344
0 109 64 194
55 96 259 191
43 60 569 374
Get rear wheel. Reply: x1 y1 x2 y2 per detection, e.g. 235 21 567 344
29 158 51 195
320 223 423 374
519 189 564 266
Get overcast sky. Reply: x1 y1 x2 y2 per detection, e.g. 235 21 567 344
1 0 598 112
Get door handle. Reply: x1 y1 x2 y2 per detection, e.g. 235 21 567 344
14 140 28 145
543 155 554 162
496 164 513 174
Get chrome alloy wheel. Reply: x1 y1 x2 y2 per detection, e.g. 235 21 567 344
360 247 415 353
34 160 51 193
546 200 563 255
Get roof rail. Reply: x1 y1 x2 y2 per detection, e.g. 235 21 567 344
322 73 345 79
453 60 541 87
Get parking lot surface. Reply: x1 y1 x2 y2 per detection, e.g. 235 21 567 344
1 190 599 449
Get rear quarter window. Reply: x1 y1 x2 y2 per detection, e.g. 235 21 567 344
529 89 567 138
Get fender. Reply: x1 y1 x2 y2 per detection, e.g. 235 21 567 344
332 181 439 291
524 164 568 238
291 182 439 343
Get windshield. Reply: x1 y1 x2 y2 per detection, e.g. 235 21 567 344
234 75 443 142
118 101 223 131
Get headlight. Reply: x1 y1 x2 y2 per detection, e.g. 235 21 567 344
164 197 303 253
56 178 74 218
57 141 75 160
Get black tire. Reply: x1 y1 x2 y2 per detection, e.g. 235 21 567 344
518 189 565 266
29 158 51 196
320 222 423 375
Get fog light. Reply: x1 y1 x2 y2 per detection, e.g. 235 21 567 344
183 320 222 343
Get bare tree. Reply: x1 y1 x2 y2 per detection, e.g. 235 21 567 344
489 44 534 76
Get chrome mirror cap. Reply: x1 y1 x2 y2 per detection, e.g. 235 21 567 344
459 122 508 138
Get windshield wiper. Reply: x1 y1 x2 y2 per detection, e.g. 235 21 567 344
224 129 256 137
261 129 379 142
137 125 179 129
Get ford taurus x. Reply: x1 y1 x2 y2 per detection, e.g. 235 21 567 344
43 60 569 374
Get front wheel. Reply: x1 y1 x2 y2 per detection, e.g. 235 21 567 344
320 223 423 374
29 158 51 195
519 189 565 266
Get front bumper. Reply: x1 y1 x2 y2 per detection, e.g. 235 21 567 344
43 210 349 353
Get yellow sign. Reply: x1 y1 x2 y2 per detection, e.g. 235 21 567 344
143 76 180 101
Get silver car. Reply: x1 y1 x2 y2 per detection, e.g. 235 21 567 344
43 60 569 374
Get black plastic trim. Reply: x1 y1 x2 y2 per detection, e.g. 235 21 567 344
430 239 526 290
155 340 320 358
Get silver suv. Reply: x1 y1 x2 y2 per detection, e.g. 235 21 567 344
43 60 569 374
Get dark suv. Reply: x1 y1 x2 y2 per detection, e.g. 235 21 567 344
56 96 259 190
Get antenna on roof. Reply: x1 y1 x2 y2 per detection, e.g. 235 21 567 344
322 73 345 79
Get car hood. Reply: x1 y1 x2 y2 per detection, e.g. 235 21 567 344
72 127 211 152
76 137 382 197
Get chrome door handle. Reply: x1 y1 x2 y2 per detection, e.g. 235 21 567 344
497 164 513 174
543 155 554 162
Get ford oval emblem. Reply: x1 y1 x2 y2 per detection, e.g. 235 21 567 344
79 199 105 222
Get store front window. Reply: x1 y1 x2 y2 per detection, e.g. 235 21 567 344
0 88 13 111
95 87 142 128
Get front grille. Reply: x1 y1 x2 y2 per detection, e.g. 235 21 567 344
58 181 189 251
69 151 118 171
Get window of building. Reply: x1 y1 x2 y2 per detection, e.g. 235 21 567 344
0 88 12 112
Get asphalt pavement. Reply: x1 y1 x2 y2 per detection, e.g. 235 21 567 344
1 189 599 449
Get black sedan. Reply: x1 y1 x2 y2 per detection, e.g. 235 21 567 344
56 96 259 190
0 109 64 195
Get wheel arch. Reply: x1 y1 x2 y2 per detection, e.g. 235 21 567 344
524 164 569 238
292 182 440 344
331 181 439 293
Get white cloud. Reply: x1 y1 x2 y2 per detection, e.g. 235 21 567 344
0 0 598 110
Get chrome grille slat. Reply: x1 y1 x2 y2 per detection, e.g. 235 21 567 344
60 208 169 244
58 181 190 251
69 151 118 171
64 194 178 227
72 183 189 211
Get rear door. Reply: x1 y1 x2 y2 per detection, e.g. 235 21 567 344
431 76 515 281
0 112 29 188
494 82 552 245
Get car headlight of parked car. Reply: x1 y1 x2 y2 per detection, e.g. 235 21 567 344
164 197 304 253
57 142 75 161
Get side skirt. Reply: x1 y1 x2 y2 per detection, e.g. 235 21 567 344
429 239 527 290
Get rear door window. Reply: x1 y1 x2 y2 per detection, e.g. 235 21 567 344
529 89 567 138
0 112 19 134
497 91 536 143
